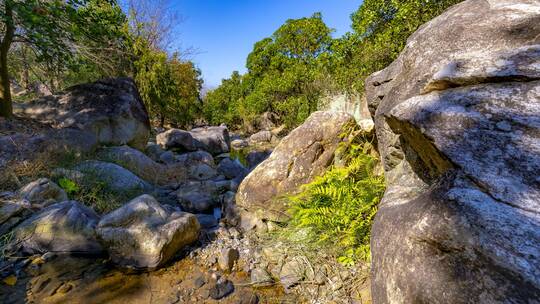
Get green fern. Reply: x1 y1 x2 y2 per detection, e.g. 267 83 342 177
286 135 385 265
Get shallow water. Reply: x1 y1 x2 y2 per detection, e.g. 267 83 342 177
0 255 299 304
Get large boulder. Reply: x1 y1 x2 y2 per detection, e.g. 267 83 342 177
96 195 200 269
97 145 169 185
190 126 231 155
74 160 152 193
13 201 103 255
365 1 540 303
156 129 197 152
236 111 355 222
15 78 151 150
165 150 217 181
174 181 219 213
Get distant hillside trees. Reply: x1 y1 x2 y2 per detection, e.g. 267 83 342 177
203 0 463 131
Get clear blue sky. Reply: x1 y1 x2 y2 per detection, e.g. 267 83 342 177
170 1 363 87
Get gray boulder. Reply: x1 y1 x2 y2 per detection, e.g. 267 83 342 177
15 78 151 150
13 201 102 255
96 194 200 269
236 111 355 222
248 130 275 145
217 158 248 180
74 160 152 192
365 1 540 302
231 139 248 149
190 126 231 155
246 150 272 170
98 145 169 185
18 178 68 206
145 142 166 162
156 129 197 152
168 150 217 181
175 181 218 213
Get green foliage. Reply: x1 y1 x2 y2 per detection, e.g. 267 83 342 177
285 139 385 265
203 1 463 130
58 178 80 196
331 0 463 91
55 173 137 214
204 13 332 129
3 0 128 93
130 19 202 128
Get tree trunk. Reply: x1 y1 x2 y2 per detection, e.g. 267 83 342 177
21 46 30 89
0 0 14 118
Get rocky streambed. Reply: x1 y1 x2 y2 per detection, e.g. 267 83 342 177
1 78 368 303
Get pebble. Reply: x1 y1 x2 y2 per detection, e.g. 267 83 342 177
208 280 234 300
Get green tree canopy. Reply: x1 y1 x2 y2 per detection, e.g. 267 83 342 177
0 0 126 117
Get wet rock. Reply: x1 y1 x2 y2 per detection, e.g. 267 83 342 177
218 248 240 272
196 214 218 229
15 78 151 150
14 201 103 255
364 0 540 302
250 267 274 288
190 126 231 155
156 129 197 152
96 194 200 269
208 279 234 300
237 111 355 222
18 178 67 206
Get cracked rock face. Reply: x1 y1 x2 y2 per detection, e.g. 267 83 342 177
236 111 355 222
365 0 540 303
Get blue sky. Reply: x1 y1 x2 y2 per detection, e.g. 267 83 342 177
169 1 362 87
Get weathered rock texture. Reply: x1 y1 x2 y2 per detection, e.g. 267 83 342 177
236 111 355 222
14 201 103 255
156 129 197 152
18 178 67 206
96 195 200 269
15 78 150 150
190 126 231 155
365 1 540 302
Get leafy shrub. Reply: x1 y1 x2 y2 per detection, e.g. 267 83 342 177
285 138 385 265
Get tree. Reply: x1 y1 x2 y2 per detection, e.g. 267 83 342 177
0 0 126 117
126 0 202 127
205 13 333 129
